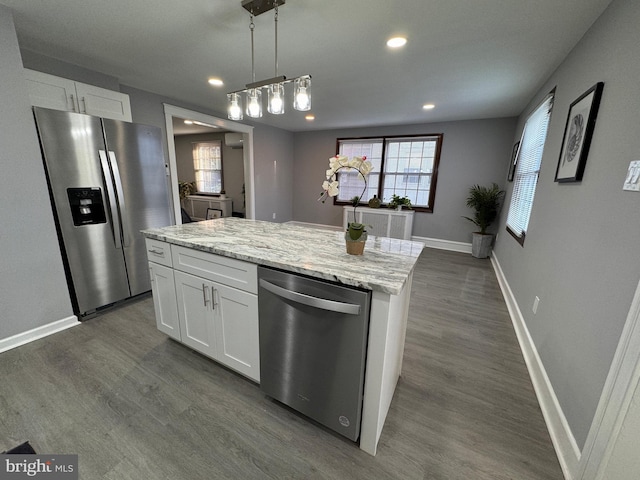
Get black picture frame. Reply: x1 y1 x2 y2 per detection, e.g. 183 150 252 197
507 141 520 182
555 82 604 183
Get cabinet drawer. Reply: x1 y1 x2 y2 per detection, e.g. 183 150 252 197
145 238 173 267
171 245 257 294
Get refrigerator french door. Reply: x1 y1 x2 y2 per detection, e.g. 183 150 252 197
34 107 171 317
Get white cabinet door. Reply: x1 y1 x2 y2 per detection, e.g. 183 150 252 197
214 283 259 381
74 82 132 122
24 69 77 112
174 271 217 359
149 262 180 340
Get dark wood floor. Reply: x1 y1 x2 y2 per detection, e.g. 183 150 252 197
0 248 563 479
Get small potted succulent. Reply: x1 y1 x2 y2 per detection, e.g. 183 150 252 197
463 183 505 258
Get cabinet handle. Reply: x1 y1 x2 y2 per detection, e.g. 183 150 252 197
212 288 218 310
147 248 164 257
69 94 77 112
81 96 87 113
202 284 209 307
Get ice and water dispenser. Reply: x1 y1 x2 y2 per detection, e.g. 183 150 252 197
67 187 107 226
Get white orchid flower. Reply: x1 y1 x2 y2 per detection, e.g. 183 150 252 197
358 160 373 175
321 180 339 197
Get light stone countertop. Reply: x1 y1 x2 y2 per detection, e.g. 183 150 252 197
142 218 424 295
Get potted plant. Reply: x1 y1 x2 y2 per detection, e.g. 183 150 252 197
463 183 505 258
318 155 373 255
388 194 412 210
178 181 197 201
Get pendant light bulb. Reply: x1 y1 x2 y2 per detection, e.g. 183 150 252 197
293 77 311 111
246 88 263 118
268 83 285 114
227 93 243 121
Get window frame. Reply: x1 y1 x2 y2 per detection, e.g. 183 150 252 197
192 141 224 194
333 134 443 213
506 89 555 245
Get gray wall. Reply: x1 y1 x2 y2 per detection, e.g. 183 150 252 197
292 118 517 241
174 132 245 215
494 0 640 449
0 6 73 340
254 124 294 223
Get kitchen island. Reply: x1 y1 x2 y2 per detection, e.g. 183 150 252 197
142 218 424 455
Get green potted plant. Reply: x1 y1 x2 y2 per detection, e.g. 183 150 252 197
388 194 412 210
463 183 505 258
178 181 197 201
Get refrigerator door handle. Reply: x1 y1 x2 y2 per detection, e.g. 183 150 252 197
259 279 361 315
108 151 131 247
98 150 123 249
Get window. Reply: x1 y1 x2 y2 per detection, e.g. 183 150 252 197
193 141 223 193
335 134 442 212
506 91 555 245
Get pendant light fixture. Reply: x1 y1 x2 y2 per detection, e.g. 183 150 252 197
227 0 311 120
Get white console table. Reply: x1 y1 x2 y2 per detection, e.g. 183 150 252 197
343 206 414 240
185 195 233 220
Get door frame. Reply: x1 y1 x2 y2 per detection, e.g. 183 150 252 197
578 277 640 478
163 104 255 223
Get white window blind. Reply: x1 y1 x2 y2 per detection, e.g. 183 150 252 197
506 93 554 241
193 141 223 193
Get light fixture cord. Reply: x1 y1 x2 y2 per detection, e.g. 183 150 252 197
250 13 256 83
274 3 279 77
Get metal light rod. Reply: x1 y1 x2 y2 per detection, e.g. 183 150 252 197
227 74 311 95
241 0 285 16
246 75 287 89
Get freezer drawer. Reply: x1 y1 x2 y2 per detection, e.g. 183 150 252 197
258 266 371 441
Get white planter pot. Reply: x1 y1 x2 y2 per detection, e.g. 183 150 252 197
471 232 494 259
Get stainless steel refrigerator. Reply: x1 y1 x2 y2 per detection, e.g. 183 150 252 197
34 107 172 317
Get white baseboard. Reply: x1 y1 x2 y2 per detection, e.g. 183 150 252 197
411 235 472 253
491 253 580 480
0 315 80 354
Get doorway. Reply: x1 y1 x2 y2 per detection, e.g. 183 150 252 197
163 104 255 223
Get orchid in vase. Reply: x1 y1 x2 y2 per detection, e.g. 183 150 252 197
318 155 373 242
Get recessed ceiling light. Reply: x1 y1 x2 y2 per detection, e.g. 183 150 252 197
387 36 407 48
305 115 315 121
422 104 435 110
207 78 224 87
184 120 194 124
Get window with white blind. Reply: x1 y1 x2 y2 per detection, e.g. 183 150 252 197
506 91 555 244
335 134 442 212
193 141 223 193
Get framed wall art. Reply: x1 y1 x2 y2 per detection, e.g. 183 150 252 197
507 141 520 182
555 82 604 183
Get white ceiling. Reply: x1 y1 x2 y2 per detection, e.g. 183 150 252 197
5 0 613 132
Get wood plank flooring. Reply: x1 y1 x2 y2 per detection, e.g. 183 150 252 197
0 248 563 479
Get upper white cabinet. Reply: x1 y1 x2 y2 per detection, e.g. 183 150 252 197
24 69 132 122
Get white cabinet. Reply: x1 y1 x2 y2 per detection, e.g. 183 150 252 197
343 206 414 240
146 238 180 340
24 69 132 122
174 270 259 380
149 262 180 340
174 271 217 358
145 240 260 382
184 195 233 220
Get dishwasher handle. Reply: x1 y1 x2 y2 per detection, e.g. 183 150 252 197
259 279 361 315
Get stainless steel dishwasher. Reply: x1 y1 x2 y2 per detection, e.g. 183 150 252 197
258 266 371 441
